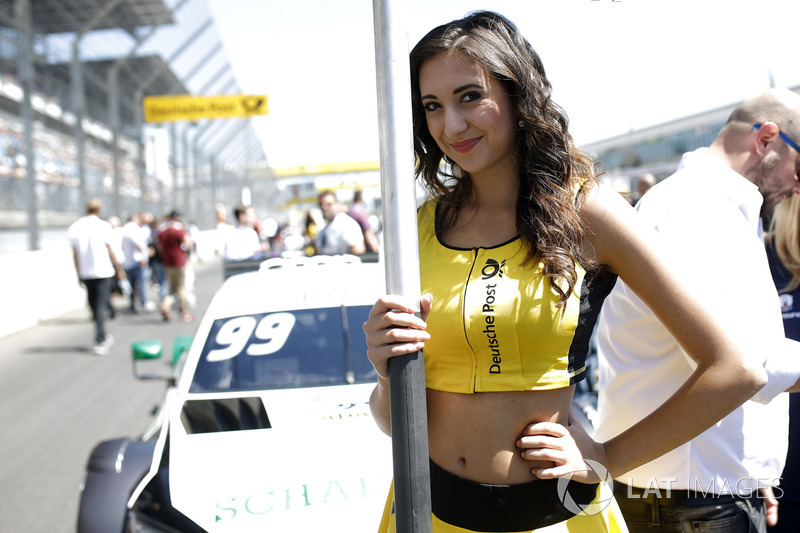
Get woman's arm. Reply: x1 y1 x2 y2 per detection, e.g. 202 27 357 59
363 293 432 436
519 182 767 481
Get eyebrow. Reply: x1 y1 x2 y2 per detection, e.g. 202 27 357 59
421 83 484 101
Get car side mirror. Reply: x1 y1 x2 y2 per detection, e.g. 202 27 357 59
131 340 168 382
171 335 194 367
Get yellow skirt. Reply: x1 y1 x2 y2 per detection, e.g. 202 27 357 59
377 480 629 533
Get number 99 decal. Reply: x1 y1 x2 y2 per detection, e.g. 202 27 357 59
206 312 297 362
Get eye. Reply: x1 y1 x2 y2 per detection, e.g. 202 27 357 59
423 101 441 112
461 91 481 103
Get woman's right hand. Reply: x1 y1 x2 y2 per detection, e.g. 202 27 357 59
363 293 432 379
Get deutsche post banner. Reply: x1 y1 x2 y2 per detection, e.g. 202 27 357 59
143 94 268 123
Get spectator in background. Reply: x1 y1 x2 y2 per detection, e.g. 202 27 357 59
138 212 155 311
107 215 124 262
766 194 800 532
595 88 800 531
304 209 322 256
106 215 125 315
187 219 201 260
147 215 167 303
68 198 124 355
121 213 149 313
348 189 380 253
261 216 280 253
633 172 657 204
215 202 229 230
315 190 365 256
184 219 201 309
248 205 263 240
213 202 231 257
223 204 266 261
157 209 193 323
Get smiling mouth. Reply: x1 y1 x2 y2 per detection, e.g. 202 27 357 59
451 137 481 153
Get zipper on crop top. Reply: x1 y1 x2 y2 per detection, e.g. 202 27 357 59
462 248 479 392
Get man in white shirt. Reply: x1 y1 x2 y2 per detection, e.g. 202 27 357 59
68 198 123 355
223 204 265 261
315 190 366 256
595 88 800 532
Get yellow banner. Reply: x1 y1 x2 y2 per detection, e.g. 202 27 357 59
271 160 380 178
143 94 268 123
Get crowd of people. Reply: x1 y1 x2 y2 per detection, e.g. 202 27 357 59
216 191 382 263
68 192 383 355
68 200 200 355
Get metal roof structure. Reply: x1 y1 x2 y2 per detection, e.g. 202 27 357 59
44 55 187 126
0 0 173 35
0 0 270 248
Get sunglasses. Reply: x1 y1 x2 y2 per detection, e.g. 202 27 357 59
753 124 800 153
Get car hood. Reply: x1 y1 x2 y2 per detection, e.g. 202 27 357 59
167 383 393 532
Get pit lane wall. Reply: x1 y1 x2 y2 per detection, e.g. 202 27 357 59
0 231 219 340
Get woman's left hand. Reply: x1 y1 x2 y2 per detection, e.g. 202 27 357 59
517 409 609 484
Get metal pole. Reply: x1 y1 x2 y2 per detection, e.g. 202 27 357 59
372 1 431 532
210 156 218 209
134 91 146 213
71 46 87 211
169 122 178 209
182 124 191 218
15 0 38 251
109 73 122 217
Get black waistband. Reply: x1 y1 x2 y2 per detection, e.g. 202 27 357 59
429 459 599 531
614 482 759 507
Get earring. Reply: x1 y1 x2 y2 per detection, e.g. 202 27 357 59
518 120 525 129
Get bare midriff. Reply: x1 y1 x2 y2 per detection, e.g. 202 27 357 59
426 386 575 485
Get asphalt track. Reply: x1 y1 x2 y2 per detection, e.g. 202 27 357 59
0 256 225 533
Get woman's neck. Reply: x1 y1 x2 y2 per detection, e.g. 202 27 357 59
442 173 519 248
465 169 519 213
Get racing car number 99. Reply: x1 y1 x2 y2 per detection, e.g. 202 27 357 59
206 313 296 362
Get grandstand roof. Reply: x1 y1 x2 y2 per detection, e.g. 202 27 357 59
0 0 174 36
45 55 187 125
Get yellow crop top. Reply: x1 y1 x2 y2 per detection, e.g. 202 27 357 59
418 199 617 393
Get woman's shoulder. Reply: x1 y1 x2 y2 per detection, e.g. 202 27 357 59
577 181 650 268
418 195 441 207
417 196 441 218
417 197 445 243
577 180 628 220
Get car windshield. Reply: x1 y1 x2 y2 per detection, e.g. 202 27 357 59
190 305 376 393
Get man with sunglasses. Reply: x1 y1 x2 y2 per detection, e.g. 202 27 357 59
593 88 800 532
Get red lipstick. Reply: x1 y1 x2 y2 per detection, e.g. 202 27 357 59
451 137 481 153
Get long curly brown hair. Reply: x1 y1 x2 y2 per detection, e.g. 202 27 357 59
410 10 598 305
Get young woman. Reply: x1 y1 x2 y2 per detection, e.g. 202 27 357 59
364 11 766 532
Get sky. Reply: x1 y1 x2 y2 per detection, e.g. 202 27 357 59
204 0 800 169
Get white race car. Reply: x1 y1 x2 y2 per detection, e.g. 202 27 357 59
77 257 393 532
